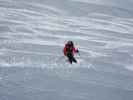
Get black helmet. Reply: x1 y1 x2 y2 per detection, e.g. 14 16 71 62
67 41 73 46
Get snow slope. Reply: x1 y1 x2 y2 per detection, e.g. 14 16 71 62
0 0 133 100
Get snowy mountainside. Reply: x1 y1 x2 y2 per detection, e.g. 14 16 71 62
0 0 133 100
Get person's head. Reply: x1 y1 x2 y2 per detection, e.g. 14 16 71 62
67 41 74 47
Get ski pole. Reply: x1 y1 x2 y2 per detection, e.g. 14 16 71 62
77 51 81 58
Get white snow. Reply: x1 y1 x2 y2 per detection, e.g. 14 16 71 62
0 0 133 100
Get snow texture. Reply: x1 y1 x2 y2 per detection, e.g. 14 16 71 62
0 0 133 100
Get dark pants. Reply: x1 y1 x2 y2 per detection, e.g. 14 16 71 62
67 53 77 64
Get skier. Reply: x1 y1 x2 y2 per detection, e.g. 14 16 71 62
63 41 79 64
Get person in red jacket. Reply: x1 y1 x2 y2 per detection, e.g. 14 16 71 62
64 41 79 64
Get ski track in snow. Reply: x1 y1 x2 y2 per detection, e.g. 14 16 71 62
0 0 133 100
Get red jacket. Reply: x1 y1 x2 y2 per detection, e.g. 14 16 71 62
63 44 78 56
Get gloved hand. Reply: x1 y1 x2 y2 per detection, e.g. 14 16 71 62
76 49 79 53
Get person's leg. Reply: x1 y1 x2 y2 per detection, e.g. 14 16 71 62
67 53 77 64
72 56 77 63
67 53 73 64
68 58 72 64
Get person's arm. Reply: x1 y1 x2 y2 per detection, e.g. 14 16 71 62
63 47 67 56
73 47 79 53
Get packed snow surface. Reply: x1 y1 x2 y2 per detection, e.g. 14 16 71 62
0 0 133 100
